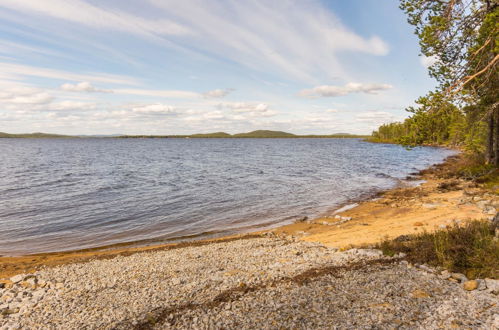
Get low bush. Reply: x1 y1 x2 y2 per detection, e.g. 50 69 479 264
374 220 499 279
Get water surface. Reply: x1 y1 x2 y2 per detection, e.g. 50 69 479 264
0 138 455 255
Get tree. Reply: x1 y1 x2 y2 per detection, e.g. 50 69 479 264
400 0 498 165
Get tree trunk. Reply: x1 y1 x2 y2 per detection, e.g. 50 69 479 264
487 104 499 167
494 105 499 167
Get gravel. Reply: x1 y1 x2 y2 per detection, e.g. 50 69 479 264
1 236 497 329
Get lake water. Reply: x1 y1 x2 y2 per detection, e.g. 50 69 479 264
0 138 455 256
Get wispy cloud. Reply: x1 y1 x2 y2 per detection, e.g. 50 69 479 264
0 87 53 105
299 83 393 98
0 0 191 38
203 88 234 98
60 82 111 93
0 0 389 83
113 89 199 99
0 62 139 85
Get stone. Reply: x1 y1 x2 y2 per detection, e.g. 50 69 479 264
413 222 424 227
9 275 23 284
418 264 434 273
450 273 468 283
439 270 451 280
484 206 496 215
411 289 430 298
476 200 487 210
463 280 478 291
484 278 499 294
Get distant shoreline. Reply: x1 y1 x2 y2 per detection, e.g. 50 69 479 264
0 130 369 139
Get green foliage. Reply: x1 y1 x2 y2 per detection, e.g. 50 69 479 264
371 92 467 146
373 1 498 165
375 220 499 279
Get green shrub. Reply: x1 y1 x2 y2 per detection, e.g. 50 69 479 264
374 220 499 279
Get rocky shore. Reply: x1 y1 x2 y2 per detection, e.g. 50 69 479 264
1 235 498 329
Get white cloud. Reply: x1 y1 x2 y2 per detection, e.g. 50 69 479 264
1 0 389 82
146 0 389 81
113 89 199 99
0 87 53 105
299 83 393 97
60 82 110 93
48 101 96 111
420 55 439 68
217 102 268 112
0 0 190 38
131 103 179 115
326 109 339 113
203 89 234 98
0 62 138 85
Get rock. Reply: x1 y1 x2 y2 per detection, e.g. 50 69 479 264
491 212 499 229
476 200 488 210
345 249 383 258
484 206 496 215
418 264 434 273
450 273 468 283
439 270 451 280
411 289 430 298
484 278 499 294
413 222 424 227
422 203 439 209
9 275 23 284
463 280 478 291
477 279 487 291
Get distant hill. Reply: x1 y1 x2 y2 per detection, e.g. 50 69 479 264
0 130 369 139
0 132 73 138
189 132 232 138
232 130 296 138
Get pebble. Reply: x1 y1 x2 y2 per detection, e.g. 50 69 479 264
8 276 23 285
0 237 497 329
463 280 478 291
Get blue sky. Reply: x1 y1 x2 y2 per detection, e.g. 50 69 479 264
0 0 437 135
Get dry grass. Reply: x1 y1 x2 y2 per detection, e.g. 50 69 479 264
374 220 499 279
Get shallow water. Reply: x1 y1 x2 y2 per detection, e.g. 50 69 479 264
0 138 455 255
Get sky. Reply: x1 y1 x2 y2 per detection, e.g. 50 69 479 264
0 0 437 135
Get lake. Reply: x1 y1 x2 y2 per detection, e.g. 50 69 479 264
0 138 455 255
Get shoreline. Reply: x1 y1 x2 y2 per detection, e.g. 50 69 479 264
1 153 496 278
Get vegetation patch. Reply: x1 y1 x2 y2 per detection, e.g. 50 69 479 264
373 220 499 279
